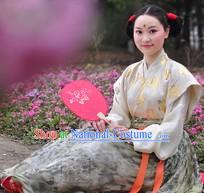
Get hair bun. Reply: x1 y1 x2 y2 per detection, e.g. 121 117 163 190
166 13 177 20
126 15 136 39
128 15 136 23
167 14 183 37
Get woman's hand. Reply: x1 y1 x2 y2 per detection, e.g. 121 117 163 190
87 119 109 132
113 126 129 137
113 126 133 144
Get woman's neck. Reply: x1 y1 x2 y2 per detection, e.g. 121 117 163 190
144 49 163 68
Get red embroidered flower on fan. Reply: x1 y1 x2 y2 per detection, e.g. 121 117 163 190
167 13 177 20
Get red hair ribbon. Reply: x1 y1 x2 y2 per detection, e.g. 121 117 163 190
166 13 177 20
128 15 136 23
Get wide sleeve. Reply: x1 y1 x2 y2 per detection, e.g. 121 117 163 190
129 64 203 160
106 70 132 128
129 90 190 160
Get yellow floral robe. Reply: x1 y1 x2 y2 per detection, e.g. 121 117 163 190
107 49 202 160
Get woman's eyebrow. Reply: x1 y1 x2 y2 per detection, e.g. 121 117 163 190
148 26 157 29
135 26 142 29
135 25 157 29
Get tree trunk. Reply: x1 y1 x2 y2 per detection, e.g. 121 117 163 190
196 0 203 50
183 0 192 46
175 0 182 49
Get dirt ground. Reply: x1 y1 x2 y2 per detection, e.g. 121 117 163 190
0 135 41 170
0 135 42 192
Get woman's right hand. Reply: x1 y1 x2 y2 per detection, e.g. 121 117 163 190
87 119 109 132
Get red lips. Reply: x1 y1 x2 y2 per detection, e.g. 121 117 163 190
142 44 153 48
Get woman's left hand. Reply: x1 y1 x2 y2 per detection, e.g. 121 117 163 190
113 126 129 137
113 126 132 142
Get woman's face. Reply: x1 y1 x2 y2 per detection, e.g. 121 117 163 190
133 15 169 57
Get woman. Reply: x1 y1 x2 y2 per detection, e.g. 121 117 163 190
0 4 203 193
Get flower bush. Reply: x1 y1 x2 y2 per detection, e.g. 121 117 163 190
185 73 204 171
0 65 121 144
0 64 204 169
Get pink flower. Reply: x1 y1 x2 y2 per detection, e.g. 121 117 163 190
195 125 203 132
193 104 202 115
31 105 40 111
108 84 113 92
11 99 17 104
27 110 36 117
18 96 29 101
200 113 204 120
29 100 43 112
54 107 66 116
59 81 71 89
191 141 198 145
71 69 80 79
26 89 39 97
34 100 43 105
11 112 18 118
108 70 120 80
189 127 199 135
0 103 7 108
23 110 36 117
45 112 52 119
195 74 204 86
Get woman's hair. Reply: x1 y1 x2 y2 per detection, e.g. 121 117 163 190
126 4 183 39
